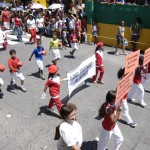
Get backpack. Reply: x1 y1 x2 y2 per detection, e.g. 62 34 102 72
98 102 107 118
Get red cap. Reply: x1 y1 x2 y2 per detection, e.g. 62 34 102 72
96 42 104 47
48 65 58 73
0 64 5 72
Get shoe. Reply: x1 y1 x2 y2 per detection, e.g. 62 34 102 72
115 52 119 55
47 108 57 114
21 86 27 92
124 52 127 55
92 80 97 84
128 122 137 128
139 102 147 107
129 98 135 102
41 75 45 80
97 80 104 84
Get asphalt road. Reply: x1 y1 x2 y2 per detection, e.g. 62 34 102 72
0 34 150 150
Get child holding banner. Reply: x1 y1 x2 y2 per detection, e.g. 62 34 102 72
92 42 104 84
142 62 150 90
97 90 123 150
128 56 147 107
41 65 62 114
117 67 137 128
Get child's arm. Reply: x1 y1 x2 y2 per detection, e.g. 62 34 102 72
29 53 34 61
41 86 48 99
60 78 68 82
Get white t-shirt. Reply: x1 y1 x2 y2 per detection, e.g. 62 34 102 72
27 19 36 29
36 18 44 28
57 121 83 150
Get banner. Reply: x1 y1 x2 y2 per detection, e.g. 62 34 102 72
67 55 96 96
115 71 134 104
143 48 150 66
125 50 140 74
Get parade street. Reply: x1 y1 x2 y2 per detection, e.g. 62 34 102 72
0 34 150 150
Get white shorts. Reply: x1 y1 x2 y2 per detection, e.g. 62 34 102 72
10 71 25 82
0 78 4 86
71 42 78 50
36 60 44 70
3 22 10 30
51 48 61 60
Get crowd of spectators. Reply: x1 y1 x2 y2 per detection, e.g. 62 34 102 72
97 0 150 6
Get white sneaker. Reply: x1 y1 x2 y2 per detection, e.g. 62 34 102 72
140 102 147 107
129 98 135 102
21 86 27 92
47 108 57 114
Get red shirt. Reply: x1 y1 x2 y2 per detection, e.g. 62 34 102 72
133 66 144 84
14 17 22 26
45 76 60 97
2 11 10 22
69 33 77 42
95 49 103 67
102 103 116 131
8 57 19 73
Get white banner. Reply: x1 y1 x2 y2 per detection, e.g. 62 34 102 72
67 55 96 96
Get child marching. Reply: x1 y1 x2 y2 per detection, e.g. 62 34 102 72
29 40 46 80
49 33 61 65
8 49 26 92
41 65 63 114
0 64 5 98
128 55 147 107
97 90 123 150
117 67 137 128
69 29 78 58
92 42 104 84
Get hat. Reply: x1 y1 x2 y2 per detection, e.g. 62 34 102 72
48 65 58 74
96 42 104 47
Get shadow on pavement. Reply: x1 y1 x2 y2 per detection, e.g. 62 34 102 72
26 71 41 79
38 105 61 119
6 85 16 94
64 55 75 59
81 140 98 150
145 89 150 93
118 119 128 125
107 51 116 55
127 99 145 108
61 84 90 104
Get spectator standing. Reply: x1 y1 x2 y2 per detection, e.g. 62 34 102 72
92 21 98 45
27 14 37 44
57 103 83 150
1 7 11 30
130 18 142 51
36 14 45 40
115 20 127 55
97 90 123 150
13 13 23 42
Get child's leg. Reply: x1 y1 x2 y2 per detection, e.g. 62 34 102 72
98 66 104 83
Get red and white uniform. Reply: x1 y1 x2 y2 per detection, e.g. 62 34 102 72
142 62 150 88
97 103 123 150
45 75 62 112
92 48 104 82
14 17 22 27
128 65 146 104
116 93 133 124
8 57 25 82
